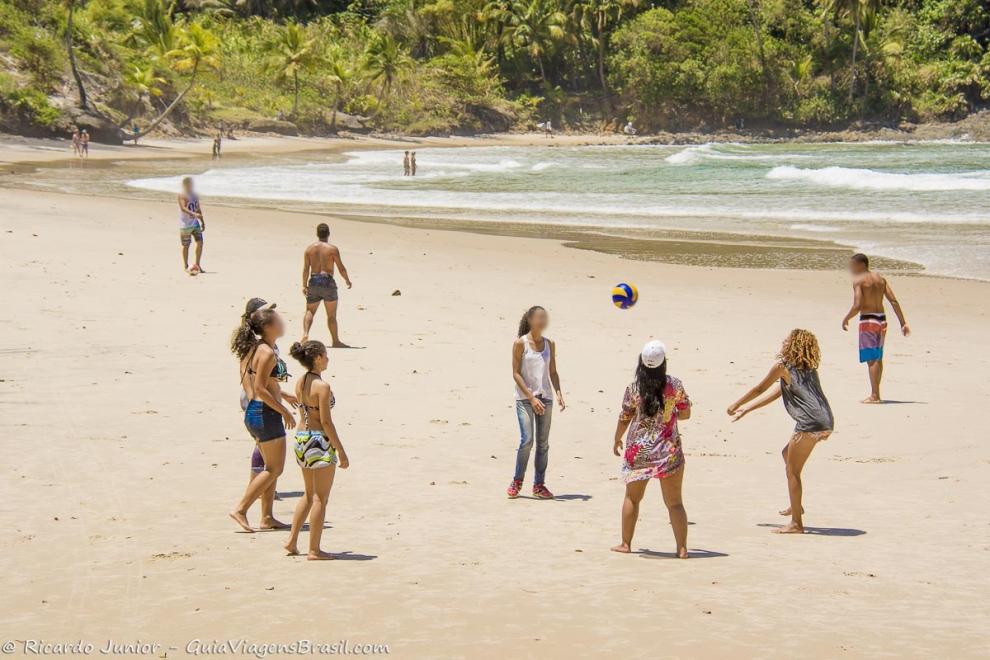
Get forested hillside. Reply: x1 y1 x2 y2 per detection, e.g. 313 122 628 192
1 0 987 140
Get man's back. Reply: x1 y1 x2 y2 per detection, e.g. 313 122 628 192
306 241 338 274
856 271 887 313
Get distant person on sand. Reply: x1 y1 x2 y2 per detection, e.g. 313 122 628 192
301 222 352 347
70 127 80 156
841 253 911 403
80 129 90 157
212 135 222 160
611 340 692 557
178 177 206 275
544 119 553 138
507 306 565 500
239 298 283 525
727 329 834 534
410 151 417 176
229 307 298 533
285 340 350 560
623 121 636 136
403 150 410 176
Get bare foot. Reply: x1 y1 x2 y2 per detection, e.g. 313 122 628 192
300 335 309 343
259 517 289 530
677 547 689 559
774 522 805 534
610 543 631 553
331 341 351 349
229 511 254 533
779 506 804 516
308 550 335 561
284 543 300 556
861 396 882 404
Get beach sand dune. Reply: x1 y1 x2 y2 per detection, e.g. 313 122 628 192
1 187 988 658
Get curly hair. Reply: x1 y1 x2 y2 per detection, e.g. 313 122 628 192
289 340 327 370
778 328 821 370
230 309 279 360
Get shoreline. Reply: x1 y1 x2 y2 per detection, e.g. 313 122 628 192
0 132 943 280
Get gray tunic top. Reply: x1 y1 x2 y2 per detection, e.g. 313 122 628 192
780 366 834 433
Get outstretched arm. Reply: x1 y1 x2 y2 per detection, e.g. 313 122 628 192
884 280 910 336
334 249 352 288
730 383 781 422
728 363 785 417
842 282 862 331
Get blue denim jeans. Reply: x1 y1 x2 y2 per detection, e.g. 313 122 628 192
513 397 553 484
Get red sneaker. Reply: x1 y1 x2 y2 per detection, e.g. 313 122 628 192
532 484 554 499
506 479 523 499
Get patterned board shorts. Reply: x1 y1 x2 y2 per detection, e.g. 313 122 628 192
306 273 338 303
294 430 338 469
180 227 204 246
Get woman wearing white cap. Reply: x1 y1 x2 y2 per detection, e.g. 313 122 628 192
611 340 692 557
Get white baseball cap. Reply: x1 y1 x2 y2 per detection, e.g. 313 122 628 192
641 340 667 368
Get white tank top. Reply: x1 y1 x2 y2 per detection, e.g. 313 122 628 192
515 334 553 401
179 194 201 229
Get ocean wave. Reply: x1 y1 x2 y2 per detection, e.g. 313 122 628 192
664 145 713 165
767 165 990 191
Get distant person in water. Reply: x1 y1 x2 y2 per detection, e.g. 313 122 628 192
178 176 206 275
727 329 834 534
285 340 350 560
70 128 80 156
841 253 910 403
507 306 565 500
403 150 410 176
80 129 90 157
301 222 352 347
611 340 692 557
410 151 417 176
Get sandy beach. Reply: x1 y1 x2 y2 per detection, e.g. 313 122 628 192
1 136 988 658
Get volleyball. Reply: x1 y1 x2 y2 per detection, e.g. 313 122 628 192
612 282 638 309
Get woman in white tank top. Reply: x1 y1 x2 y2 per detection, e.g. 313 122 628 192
507 306 566 499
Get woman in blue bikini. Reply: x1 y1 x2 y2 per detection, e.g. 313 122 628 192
229 307 298 532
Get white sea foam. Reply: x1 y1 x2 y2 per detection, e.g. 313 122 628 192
767 165 990 191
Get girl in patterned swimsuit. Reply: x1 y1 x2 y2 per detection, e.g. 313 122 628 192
611 340 693 558
284 340 350 560
727 329 834 534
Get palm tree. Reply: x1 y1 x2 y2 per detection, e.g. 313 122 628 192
363 33 412 112
822 0 884 104
570 0 641 108
506 0 566 84
126 0 179 58
270 22 316 118
131 22 220 139
65 0 89 110
478 0 512 71
324 56 352 132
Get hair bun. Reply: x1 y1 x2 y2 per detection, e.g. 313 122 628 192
289 341 304 360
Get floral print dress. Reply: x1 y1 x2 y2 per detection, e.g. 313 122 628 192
619 376 691 483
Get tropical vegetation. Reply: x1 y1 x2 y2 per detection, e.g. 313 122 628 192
0 0 988 138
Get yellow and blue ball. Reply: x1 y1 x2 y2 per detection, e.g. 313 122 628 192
612 282 638 309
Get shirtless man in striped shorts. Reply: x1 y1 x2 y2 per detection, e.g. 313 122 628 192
841 253 911 403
